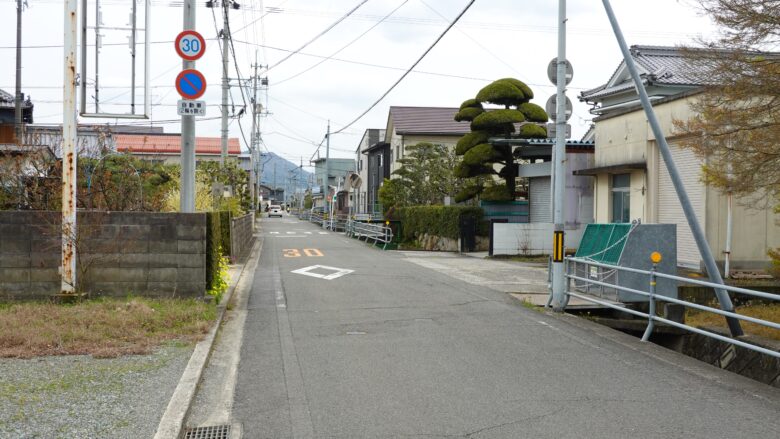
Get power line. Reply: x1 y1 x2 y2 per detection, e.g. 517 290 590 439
274 0 410 86
265 0 369 72
333 0 476 134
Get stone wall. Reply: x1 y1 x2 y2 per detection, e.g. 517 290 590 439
0 211 206 300
230 212 254 263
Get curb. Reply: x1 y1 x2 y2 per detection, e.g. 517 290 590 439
154 226 263 439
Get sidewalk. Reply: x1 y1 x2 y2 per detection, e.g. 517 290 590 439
406 250 602 308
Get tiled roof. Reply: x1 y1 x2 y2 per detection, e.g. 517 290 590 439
389 106 471 135
581 45 708 100
0 89 13 103
114 134 241 155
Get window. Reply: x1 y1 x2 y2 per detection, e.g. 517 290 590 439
377 154 382 167
611 173 631 223
358 159 362 171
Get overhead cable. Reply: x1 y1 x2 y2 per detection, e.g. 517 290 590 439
274 0 409 85
266 0 370 72
333 0 476 134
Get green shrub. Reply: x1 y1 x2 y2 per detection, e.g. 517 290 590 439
455 132 490 155
459 98 483 110
397 206 485 241
454 106 484 122
463 143 498 166
471 109 524 132
476 81 527 106
207 253 230 304
518 102 548 122
518 123 548 138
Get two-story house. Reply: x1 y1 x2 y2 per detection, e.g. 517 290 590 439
578 45 780 271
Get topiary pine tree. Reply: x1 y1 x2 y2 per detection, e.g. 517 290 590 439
453 78 548 202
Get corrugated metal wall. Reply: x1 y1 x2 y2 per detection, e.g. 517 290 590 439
529 177 552 223
658 144 704 269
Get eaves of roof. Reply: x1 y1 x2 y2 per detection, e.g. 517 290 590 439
363 141 390 154
592 88 706 122
573 162 647 176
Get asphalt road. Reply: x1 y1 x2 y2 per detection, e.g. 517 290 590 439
208 214 780 438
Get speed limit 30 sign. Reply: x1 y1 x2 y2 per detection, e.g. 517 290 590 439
175 30 206 61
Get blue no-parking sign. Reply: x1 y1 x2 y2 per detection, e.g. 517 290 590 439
175 69 207 100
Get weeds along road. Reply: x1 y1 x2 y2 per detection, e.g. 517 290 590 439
188 213 780 438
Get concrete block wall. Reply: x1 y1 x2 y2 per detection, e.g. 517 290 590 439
230 213 254 263
0 211 206 300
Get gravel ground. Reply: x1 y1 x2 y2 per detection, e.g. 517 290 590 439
0 343 193 439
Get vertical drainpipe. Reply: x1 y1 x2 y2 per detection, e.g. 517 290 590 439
725 192 733 278
62 0 78 294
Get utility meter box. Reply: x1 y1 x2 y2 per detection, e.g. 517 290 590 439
573 223 677 303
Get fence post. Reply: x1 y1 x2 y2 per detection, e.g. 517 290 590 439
642 252 662 342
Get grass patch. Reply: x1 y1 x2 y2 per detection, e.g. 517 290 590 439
0 298 216 358
686 302 780 341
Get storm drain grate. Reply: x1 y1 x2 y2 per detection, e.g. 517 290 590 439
184 424 231 439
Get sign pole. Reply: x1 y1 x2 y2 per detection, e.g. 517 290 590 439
61 0 78 294
180 0 196 213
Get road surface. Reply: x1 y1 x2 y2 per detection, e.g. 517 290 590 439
187 214 780 438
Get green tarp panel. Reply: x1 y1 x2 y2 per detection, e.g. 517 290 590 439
574 223 631 264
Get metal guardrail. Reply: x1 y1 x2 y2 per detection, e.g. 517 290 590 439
309 212 325 227
560 256 780 359
345 219 393 250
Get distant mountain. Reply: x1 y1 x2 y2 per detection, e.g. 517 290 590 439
259 152 312 191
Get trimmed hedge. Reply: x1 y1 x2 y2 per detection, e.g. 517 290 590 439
206 210 233 290
219 210 231 257
397 206 486 241
206 212 222 291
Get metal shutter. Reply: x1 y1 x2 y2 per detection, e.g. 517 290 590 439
658 145 705 269
530 177 552 222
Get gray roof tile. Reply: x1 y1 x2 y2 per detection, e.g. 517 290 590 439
389 106 471 135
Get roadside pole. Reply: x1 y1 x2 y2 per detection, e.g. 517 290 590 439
601 0 742 336
61 0 78 294
180 0 196 212
550 0 567 311
325 121 331 217
14 0 23 142
249 51 258 212
219 0 229 166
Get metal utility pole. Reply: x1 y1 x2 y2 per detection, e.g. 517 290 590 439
273 163 277 202
249 51 259 211
601 0 742 336
220 0 230 166
180 0 196 212
325 121 331 215
62 0 78 294
14 0 24 143
550 0 567 311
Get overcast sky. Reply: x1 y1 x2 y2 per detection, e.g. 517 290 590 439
0 0 717 168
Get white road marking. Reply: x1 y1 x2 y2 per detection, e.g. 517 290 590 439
269 231 279 234
318 232 328 235
291 265 354 280
304 232 312 235
286 231 296 234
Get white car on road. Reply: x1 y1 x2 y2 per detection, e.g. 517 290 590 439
268 205 283 218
